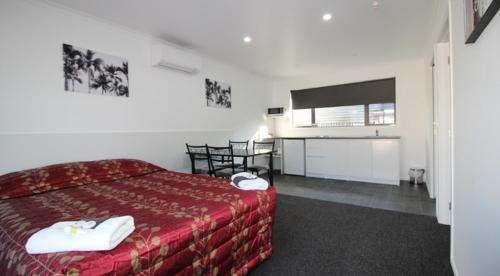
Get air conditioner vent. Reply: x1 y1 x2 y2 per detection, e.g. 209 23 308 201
151 43 202 74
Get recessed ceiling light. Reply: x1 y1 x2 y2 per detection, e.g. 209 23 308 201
243 36 252 43
372 1 380 9
322 13 332 21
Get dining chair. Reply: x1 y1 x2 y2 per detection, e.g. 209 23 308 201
206 145 242 178
227 140 249 168
229 140 249 150
247 141 275 177
186 143 211 175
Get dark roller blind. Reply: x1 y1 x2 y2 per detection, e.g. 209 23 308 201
291 78 396 109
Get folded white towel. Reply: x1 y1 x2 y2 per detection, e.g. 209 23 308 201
26 216 135 254
231 172 269 191
231 172 258 181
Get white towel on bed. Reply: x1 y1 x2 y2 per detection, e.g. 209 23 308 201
231 172 269 191
26 216 135 254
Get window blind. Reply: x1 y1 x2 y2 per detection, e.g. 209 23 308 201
291 78 396 110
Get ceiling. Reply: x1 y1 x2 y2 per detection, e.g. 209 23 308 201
46 0 436 77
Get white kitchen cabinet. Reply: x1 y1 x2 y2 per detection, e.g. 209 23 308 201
305 138 400 185
325 140 350 179
283 139 305 176
372 139 400 185
306 139 332 178
348 140 373 181
307 139 350 179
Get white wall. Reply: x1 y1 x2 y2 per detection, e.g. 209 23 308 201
270 59 429 180
0 0 272 174
449 0 500 275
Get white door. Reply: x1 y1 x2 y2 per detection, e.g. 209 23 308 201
283 139 305 176
433 42 452 225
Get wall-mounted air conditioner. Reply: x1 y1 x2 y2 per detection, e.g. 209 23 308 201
151 43 202 74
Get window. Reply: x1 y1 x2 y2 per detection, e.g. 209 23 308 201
292 104 395 127
290 78 396 128
368 103 395 125
292 109 313 127
316 105 365 127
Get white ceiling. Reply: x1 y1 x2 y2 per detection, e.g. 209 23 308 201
46 0 436 77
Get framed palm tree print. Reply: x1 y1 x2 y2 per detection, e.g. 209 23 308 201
205 78 231 108
465 0 500 43
63 44 129 97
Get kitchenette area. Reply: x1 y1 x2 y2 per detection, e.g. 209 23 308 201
269 136 400 185
261 76 432 215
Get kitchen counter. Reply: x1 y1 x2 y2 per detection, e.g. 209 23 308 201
275 136 401 140
280 137 401 185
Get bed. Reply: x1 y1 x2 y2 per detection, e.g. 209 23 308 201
0 159 276 275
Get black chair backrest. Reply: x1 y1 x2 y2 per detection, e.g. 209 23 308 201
186 143 208 159
252 141 275 164
186 143 209 174
206 145 236 176
229 140 249 150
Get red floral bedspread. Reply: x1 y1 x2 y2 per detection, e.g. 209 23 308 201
0 159 276 275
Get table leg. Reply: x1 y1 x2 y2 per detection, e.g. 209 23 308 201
269 152 274 186
243 157 248 172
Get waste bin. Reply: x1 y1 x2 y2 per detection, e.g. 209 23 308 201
409 168 425 185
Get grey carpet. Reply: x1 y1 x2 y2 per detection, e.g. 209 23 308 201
251 194 453 276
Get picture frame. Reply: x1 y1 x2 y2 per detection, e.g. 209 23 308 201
205 78 231 109
63 44 129 97
465 0 500 44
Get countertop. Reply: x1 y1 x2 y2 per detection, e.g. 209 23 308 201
273 136 401 140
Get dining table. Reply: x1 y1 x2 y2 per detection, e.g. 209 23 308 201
187 148 276 186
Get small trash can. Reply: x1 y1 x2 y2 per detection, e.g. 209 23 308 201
409 168 425 185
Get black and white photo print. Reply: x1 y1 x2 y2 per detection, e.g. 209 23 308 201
205 78 231 108
63 44 129 97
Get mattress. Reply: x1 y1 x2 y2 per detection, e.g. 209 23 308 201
0 159 276 275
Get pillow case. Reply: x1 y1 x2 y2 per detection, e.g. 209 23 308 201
0 159 164 200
